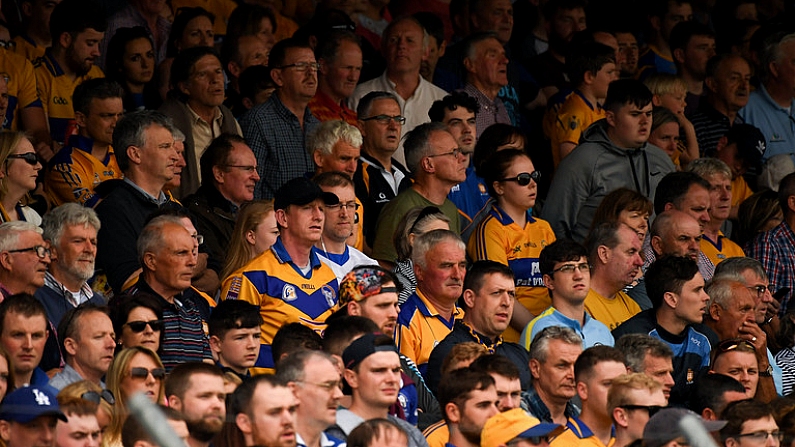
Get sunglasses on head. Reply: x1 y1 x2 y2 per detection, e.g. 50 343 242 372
125 319 164 333
130 367 166 380
500 171 541 186
81 390 116 405
7 152 40 166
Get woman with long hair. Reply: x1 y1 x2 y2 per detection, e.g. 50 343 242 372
221 200 278 281
105 27 160 111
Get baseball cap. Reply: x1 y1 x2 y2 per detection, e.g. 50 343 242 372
481 409 564 447
339 266 400 307
725 124 766 169
643 408 727 447
0 386 67 423
273 177 339 211
341 332 398 370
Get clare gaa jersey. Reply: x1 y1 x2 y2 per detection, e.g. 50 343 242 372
11 35 46 62
45 135 122 207
550 90 605 166
700 232 745 266
468 205 555 342
34 52 104 143
0 48 42 130
221 238 339 373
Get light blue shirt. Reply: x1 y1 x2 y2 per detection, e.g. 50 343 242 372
738 84 795 161
520 307 614 350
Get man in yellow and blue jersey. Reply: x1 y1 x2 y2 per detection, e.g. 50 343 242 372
11 0 61 62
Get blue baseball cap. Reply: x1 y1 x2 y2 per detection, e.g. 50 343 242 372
0 386 67 423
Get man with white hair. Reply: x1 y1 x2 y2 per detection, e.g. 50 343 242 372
0 221 51 297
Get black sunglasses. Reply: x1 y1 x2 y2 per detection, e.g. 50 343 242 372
81 390 116 405
619 405 664 417
7 152 40 166
500 171 541 186
130 367 166 380
125 319 164 333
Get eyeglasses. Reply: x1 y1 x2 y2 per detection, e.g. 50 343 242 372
733 431 784 443
500 171 541 186
551 262 591 275
297 379 341 392
0 72 9 83
409 206 443 235
427 148 464 159
746 285 769 297
0 40 15 50
124 319 164 333
619 405 664 417
278 62 320 72
129 367 166 380
192 233 204 245
361 115 407 125
7 152 41 166
7 245 50 259
223 165 259 173
326 201 360 213
81 390 116 405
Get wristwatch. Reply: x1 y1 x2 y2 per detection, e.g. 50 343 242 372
760 365 774 377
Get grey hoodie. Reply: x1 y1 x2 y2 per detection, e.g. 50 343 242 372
541 119 676 242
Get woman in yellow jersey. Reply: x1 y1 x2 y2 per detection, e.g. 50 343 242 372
468 149 555 342
0 131 42 224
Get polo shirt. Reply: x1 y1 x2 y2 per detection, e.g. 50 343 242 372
308 90 358 125
423 420 448 447
395 289 463 376
316 245 378 283
700 232 745 266
447 166 490 224
0 48 42 130
636 46 676 80
739 84 795 162
11 34 45 61
220 237 339 373
690 101 742 157
520 307 614 350
550 90 605 166
353 153 410 247
521 386 580 423
584 289 641 331
551 416 614 447
45 134 122 206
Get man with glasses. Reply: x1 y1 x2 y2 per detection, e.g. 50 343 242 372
0 221 51 298
353 92 411 249
184 133 260 277
313 172 375 282
719 400 781 447
372 123 466 268
276 350 346 447
643 407 727 447
36 204 105 372
241 37 321 200
607 373 667 447
520 239 614 350
426 261 531 395
49 304 115 390
613 255 712 407
165 363 226 447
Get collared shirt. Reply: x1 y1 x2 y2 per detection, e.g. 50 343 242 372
240 93 319 199
187 105 224 170
316 245 377 283
395 289 464 375
353 152 411 247
44 272 94 308
584 288 641 331
463 83 511 138
349 71 447 166
745 221 795 314
739 83 795 161
521 307 614 350
551 416 615 447
700 231 745 266
448 166 490 224
521 386 580 423
11 34 45 62
123 178 169 205
690 101 743 157
45 134 122 206
0 48 42 130
49 364 105 390
101 3 171 68
550 90 606 166
308 90 358 125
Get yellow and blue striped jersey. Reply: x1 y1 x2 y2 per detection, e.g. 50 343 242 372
1 48 43 130
395 289 463 375
220 237 339 374
467 205 555 342
45 135 122 207
422 420 448 447
700 231 745 266
11 35 46 62
550 90 605 166
34 51 104 143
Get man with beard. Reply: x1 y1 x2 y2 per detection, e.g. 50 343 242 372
34 0 106 145
232 375 298 447
165 363 226 447
36 204 105 371
437 368 498 447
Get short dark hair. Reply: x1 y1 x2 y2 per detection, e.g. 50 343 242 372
403 122 450 173
669 20 714 53
574 345 626 382
413 12 445 48
585 221 624 261
170 46 221 101
428 92 480 123
113 110 174 172
778 172 795 217
645 255 700 310
315 30 361 63
648 0 691 19
165 362 225 400
437 368 495 424
271 323 323 364
208 299 263 339
107 294 163 349
322 316 379 356
542 0 588 21
462 260 514 306
539 239 588 276
347 418 407 447
50 0 106 43
72 79 125 117
0 293 48 331
567 41 616 87
313 171 354 189
268 37 313 69
200 133 248 184
356 91 400 118
603 79 653 114
689 373 746 418
720 399 774 442
615 334 673 373
469 353 521 380
58 304 109 360
472 124 525 175
230 374 288 417
480 148 530 197
653 171 711 215
239 65 276 103
106 26 154 82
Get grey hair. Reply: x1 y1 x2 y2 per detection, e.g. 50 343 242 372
306 120 363 158
705 279 746 309
528 326 582 363
381 16 430 55
0 221 42 253
275 349 336 383
463 31 501 62
713 257 767 284
404 122 449 173
686 158 732 181
41 203 101 246
172 127 186 143
411 229 464 270
761 32 795 81
356 91 401 118
394 206 451 261
615 334 673 372
137 215 185 265
113 110 175 172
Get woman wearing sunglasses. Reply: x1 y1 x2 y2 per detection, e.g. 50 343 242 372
60 380 116 438
108 294 164 354
468 149 555 342
105 346 166 447
0 131 42 224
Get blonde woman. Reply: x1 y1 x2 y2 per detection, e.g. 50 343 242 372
0 131 42 223
220 200 278 281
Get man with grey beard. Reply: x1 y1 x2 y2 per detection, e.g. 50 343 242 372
36 202 105 370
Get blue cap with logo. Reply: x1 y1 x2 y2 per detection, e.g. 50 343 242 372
0 386 67 423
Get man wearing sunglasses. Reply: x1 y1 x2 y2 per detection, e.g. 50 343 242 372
607 373 667 447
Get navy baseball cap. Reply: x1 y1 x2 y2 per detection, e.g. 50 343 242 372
725 124 766 169
273 177 339 211
0 386 67 423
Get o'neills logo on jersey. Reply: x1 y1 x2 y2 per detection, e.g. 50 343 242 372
283 284 298 302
